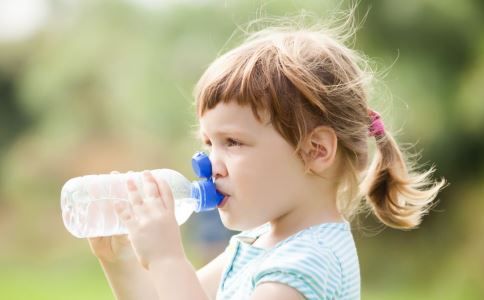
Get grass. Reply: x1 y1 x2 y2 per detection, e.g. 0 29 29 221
0 258 112 300
1 255 481 299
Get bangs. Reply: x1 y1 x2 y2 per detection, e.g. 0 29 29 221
194 39 288 122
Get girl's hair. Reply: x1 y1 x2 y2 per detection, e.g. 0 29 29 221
193 17 446 229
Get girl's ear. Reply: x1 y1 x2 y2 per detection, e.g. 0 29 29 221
301 126 338 174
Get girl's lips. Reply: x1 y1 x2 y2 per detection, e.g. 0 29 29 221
217 196 229 208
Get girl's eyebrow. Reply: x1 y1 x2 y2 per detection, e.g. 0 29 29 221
199 128 250 140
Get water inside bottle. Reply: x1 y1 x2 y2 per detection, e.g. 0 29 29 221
63 196 128 238
174 197 198 224
63 195 198 238
61 170 199 238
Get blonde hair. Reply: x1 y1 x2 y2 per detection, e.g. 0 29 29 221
194 18 446 230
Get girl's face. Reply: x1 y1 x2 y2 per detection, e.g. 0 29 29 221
199 102 309 231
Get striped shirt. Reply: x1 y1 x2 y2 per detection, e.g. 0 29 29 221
216 222 360 299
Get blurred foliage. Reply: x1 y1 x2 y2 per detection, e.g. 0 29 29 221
0 0 483 299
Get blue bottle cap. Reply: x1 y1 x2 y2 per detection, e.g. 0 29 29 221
191 181 224 212
191 152 212 179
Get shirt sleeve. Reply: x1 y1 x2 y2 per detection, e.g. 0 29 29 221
252 242 342 300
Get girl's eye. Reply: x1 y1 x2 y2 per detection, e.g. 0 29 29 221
202 138 241 149
202 140 212 150
226 138 242 147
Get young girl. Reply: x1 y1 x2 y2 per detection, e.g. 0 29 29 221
88 22 446 300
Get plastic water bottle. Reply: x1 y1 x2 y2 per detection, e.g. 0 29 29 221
61 152 224 238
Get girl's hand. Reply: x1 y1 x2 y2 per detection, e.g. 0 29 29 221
87 235 134 263
87 171 136 263
114 171 185 269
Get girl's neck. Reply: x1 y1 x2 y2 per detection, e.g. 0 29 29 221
252 189 344 249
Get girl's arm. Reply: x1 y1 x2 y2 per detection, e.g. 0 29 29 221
148 256 209 300
88 236 158 300
98 254 158 300
87 171 158 300
150 252 227 299
113 172 226 299
90 236 227 300
142 246 229 300
250 283 304 300
196 251 229 299
88 170 229 300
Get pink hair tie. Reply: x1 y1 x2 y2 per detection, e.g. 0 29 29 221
369 110 385 137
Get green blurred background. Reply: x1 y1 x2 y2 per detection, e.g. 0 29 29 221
0 0 483 299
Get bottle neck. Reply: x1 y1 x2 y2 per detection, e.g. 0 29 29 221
189 183 202 212
190 180 224 212
183 196 201 213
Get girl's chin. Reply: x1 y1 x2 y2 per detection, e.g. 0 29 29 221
218 211 235 229
218 211 244 231
218 212 265 232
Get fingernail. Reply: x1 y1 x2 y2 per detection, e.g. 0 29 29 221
143 171 156 182
126 179 137 190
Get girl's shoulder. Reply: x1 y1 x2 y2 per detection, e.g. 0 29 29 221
251 222 359 299
219 222 360 299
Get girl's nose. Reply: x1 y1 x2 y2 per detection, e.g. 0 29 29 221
210 151 228 179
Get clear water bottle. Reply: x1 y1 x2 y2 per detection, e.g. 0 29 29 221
61 152 224 238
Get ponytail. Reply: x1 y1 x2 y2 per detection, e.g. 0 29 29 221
362 132 446 229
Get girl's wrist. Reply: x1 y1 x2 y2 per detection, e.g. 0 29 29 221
97 254 159 300
98 252 140 271
148 254 190 275
147 256 209 300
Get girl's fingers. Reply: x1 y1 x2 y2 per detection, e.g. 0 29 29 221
114 201 137 229
155 176 175 212
126 178 148 216
142 171 165 210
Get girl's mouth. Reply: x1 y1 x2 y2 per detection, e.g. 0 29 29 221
217 195 229 208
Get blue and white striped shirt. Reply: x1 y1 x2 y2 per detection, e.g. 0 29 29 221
216 222 360 299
